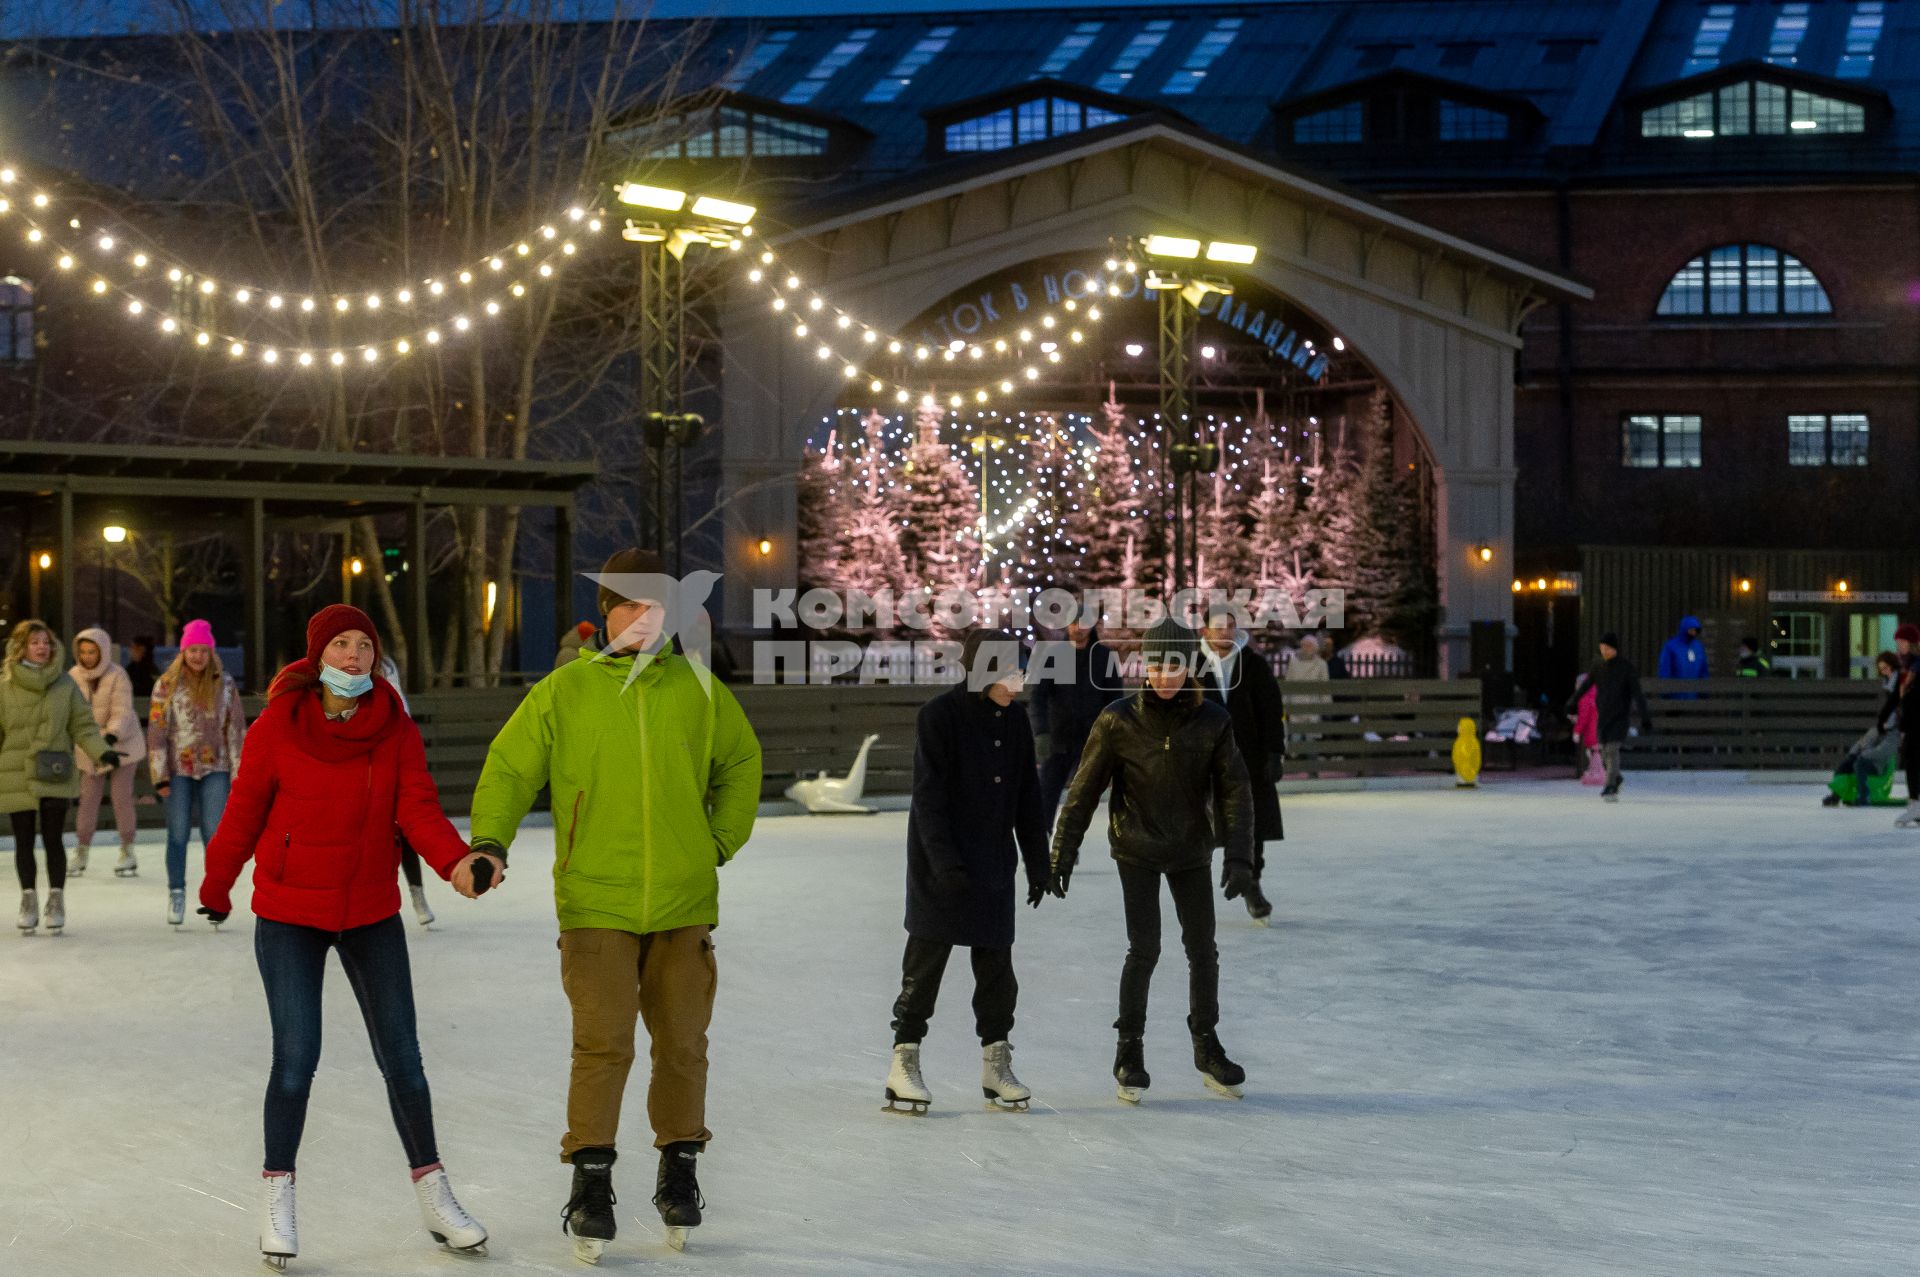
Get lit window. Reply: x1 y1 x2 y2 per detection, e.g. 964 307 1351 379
1622 414 1702 469
1657 245 1831 317
1789 414 1870 466
1837 1 1886 79
718 30 795 92
782 28 877 106
1766 2 1811 64
1094 19 1172 93
1037 21 1102 76
1162 18 1242 95
0 276 33 363
1684 4 1738 75
863 26 958 104
1641 79 1866 137
619 105 829 159
1438 101 1508 141
942 95 1126 152
1292 102 1363 144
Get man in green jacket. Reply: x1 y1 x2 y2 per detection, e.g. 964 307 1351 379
468 549 761 1262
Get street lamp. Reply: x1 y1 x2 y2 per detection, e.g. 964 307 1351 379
616 181 756 573
1136 234 1258 595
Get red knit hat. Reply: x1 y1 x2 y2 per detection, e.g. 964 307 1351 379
1897 623 1920 644
268 604 382 700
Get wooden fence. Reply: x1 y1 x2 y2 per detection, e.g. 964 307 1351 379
1621 677 1884 770
1280 679 1482 779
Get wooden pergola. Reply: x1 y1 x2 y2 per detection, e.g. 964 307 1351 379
0 441 598 692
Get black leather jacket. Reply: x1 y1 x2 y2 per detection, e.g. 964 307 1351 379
1052 690 1254 873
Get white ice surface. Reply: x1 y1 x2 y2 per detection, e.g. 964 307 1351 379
3 774 1918 1276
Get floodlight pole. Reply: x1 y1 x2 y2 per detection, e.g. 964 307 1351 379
636 239 685 555
1158 282 1197 599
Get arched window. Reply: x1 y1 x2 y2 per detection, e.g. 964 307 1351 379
0 276 33 362
1656 245 1831 317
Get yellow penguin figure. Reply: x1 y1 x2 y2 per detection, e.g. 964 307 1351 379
1452 717 1482 788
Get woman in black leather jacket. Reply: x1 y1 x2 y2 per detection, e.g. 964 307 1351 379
1049 617 1256 1102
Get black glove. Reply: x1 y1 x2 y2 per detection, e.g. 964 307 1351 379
1221 859 1254 901
470 857 496 896
1048 848 1077 899
196 905 230 925
98 750 126 770
1026 876 1046 909
935 866 970 898
103 733 118 746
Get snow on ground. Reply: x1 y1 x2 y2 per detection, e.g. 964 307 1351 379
3 774 1918 1276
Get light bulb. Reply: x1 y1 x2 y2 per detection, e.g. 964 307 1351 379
426 330 441 344
454 316 471 331
396 339 411 354
300 297 316 312
268 295 284 309
365 294 381 309
329 351 346 366
297 351 314 366
397 289 413 304
229 341 245 357
235 289 251 304
262 348 279 364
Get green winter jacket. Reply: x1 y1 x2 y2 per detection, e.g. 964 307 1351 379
469 646 762 935
1 639 114 813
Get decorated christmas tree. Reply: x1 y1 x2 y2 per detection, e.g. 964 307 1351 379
1302 421 1358 622
1247 445 1310 603
1342 390 1437 645
896 401 981 595
1197 418 1257 597
1062 388 1147 594
831 410 914 625
794 438 847 594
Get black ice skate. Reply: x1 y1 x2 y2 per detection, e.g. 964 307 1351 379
1601 782 1620 803
561 1147 617 1265
1192 1029 1246 1099
1245 880 1274 926
653 1142 704 1252
1114 1034 1150 1104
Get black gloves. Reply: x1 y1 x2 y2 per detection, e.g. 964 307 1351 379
196 905 230 925
1221 860 1254 901
103 733 118 746
469 837 509 866
935 866 971 899
1048 848 1077 898
1026 876 1046 909
98 750 126 770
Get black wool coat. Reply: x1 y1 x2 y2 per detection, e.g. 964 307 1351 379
1197 639 1286 842
1026 631 1124 758
1568 656 1651 745
905 684 1050 948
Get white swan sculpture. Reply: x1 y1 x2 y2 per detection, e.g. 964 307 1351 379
786 733 881 814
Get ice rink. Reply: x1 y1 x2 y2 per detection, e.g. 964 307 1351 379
3 773 1918 1276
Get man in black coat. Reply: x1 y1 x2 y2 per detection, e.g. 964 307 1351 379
1566 631 1652 803
1051 617 1256 1102
1026 618 1123 824
886 629 1050 1114
1196 608 1284 923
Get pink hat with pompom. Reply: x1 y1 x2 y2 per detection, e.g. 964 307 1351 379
180 619 216 649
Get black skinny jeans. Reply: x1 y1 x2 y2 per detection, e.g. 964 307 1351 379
1116 861 1218 1037
254 913 439 1173
12 798 71 891
890 936 1018 1046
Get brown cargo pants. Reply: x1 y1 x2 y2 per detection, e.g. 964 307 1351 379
557 925 717 1161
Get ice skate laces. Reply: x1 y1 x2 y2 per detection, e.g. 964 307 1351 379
267 1176 296 1236
654 1154 704 1213
562 1168 615 1234
423 1173 472 1227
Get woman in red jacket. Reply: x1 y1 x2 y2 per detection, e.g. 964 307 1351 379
200 604 505 1271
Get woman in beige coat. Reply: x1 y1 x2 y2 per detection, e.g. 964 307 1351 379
3 621 121 934
70 626 146 876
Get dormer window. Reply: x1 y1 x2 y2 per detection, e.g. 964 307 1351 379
926 80 1145 158
608 93 866 166
1279 75 1531 146
1641 79 1866 138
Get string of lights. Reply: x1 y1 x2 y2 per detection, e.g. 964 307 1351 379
0 166 610 317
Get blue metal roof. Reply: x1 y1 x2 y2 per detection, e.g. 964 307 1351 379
7 1 1920 201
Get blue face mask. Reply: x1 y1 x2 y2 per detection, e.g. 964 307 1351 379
318 663 374 698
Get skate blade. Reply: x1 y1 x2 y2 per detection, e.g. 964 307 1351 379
261 1254 292 1272
666 1226 690 1252
1202 1076 1245 1099
982 1093 1031 1112
432 1232 489 1257
1115 1085 1144 1104
571 1236 606 1264
881 1099 930 1115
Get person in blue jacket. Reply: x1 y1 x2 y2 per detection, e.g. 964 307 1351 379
1657 615 1709 690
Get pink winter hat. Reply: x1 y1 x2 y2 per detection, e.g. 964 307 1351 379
180 619 216 649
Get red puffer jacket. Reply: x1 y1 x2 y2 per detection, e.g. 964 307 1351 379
202 680 470 931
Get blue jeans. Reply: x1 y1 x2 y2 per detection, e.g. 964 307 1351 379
164 771 230 891
254 913 439 1173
